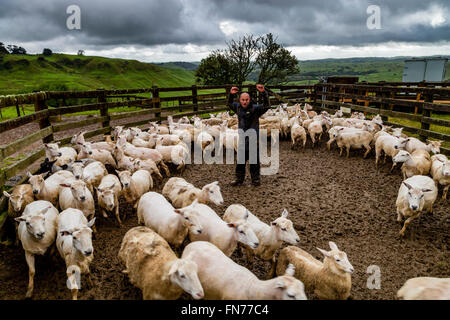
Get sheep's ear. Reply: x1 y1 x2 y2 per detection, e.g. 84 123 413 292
115 170 121 175
421 188 433 193
227 223 237 229
402 182 413 190
109 183 116 189
60 183 71 188
212 181 219 185
27 171 33 178
317 247 331 257
15 216 26 222
329 241 338 251
285 264 295 276
281 209 288 218
87 217 96 228
3 191 11 198
174 209 183 215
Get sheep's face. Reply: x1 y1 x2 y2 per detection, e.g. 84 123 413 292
81 143 93 156
403 182 432 212
68 181 89 202
71 163 84 180
203 181 223 206
16 207 50 240
28 173 45 195
276 265 307 300
229 221 259 249
118 171 132 189
97 186 116 210
44 143 62 160
441 160 450 177
427 140 442 154
318 242 354 274
169 259 204 300
394 138 409 150
393 150 411 163
4 191 25 212
72 228 94 257
271 210 300 245
392 128 403 138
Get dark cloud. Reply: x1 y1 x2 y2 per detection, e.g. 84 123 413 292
0 0 448 50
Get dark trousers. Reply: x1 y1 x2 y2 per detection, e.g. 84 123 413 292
236 136 260 182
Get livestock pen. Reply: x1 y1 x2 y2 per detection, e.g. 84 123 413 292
0 82 448 300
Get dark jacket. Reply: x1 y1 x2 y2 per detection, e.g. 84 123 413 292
227 91 270 132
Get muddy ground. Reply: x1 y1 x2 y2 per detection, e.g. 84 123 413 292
0 140 448 300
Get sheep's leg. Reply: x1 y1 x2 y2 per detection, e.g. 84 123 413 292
399 215 417 237
339 147 343 157
303 138 306 149
159 161 170 177
246 247 254 266
383 153 387 164
390 161 397 173
318 132 322 141
363 145 371 159
442 185 448 200
24 252 35 299
101 208 108 218
267 257 277 280
396 208 403 222
86 271 94 288
14 223 20 246
309 133 315 147
115 205 122 227
346 146 350 158
327 139 333 150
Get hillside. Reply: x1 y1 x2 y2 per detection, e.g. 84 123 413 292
0 54 196 95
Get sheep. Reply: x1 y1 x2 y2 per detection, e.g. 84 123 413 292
149 121 170 135
44 143 78 167
56 208 95 300
71 131 114 153
182 241 307 300
136 192 203 247
307 120 323 147
430 154 450 200
196 130 214 154
28 170 76 207
133 159 163 182
117 169 153 209
117 136 170 176
224 205 300 277
290 116 307 149
162 177 223 208
96 174 123 226
276 241 354 300
3 184 34 245
177 201 259 257
112 145 136 172
375 136 409 171
77 142 117 168
15 200 59 298
397 277 450 300
59 180 96 226
150 133 181 146
79 160 108 194
405 137 441 154
155 138 189 172
118 226 204 300
396 175 438 237
393 150 432 180
333 128 373 158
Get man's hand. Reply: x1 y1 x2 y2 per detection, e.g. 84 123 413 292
230 87 239 94
256 84 265 92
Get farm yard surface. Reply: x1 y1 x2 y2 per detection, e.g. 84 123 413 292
0 140 448 300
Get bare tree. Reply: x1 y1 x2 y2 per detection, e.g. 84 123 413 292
225 35 258 85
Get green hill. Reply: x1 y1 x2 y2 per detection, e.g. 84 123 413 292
0 53 196 95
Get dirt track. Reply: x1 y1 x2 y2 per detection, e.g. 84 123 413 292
0 140 448 300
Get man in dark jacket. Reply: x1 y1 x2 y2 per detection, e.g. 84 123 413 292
227 84 270 186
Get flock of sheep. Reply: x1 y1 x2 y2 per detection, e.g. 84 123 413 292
2 102 449 300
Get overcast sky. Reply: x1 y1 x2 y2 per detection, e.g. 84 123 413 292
0 0 449 62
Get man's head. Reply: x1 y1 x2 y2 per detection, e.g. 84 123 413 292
239 92 250 108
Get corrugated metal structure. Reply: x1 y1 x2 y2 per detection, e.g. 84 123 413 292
403 57 447 82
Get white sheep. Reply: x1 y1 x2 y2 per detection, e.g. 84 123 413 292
3 184 34 245
224 205 300 277
155 138 189 172
333 128 373 158
430 154 450 200
405 137 441 154
118 226 204 300
162 177 223 208
56 208 95 300
77 142 117 168
71 131 114 153
136 192 203 247
96 174 122 226
396 175 438 237
44 143 78 167
375 135 409 171
15 200 59 298
290 116 307 150
112 145 137 172
182 241 307 300
28 170 76 207
117 169 153 209
59 180 96 227
393 149 432 180
276 241 354 300
397 277 450 300
178 201 259 257
133 158 164 182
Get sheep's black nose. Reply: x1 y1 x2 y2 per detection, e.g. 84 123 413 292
84 250 92 256
33 190 38 195
80 196 86 201
36 233 44 239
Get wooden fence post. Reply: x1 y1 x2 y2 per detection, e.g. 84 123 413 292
152 86 161 121
420 93 433 141
192 85 198 113
97 88 110 130
34 92 53 143
380 91 389 123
